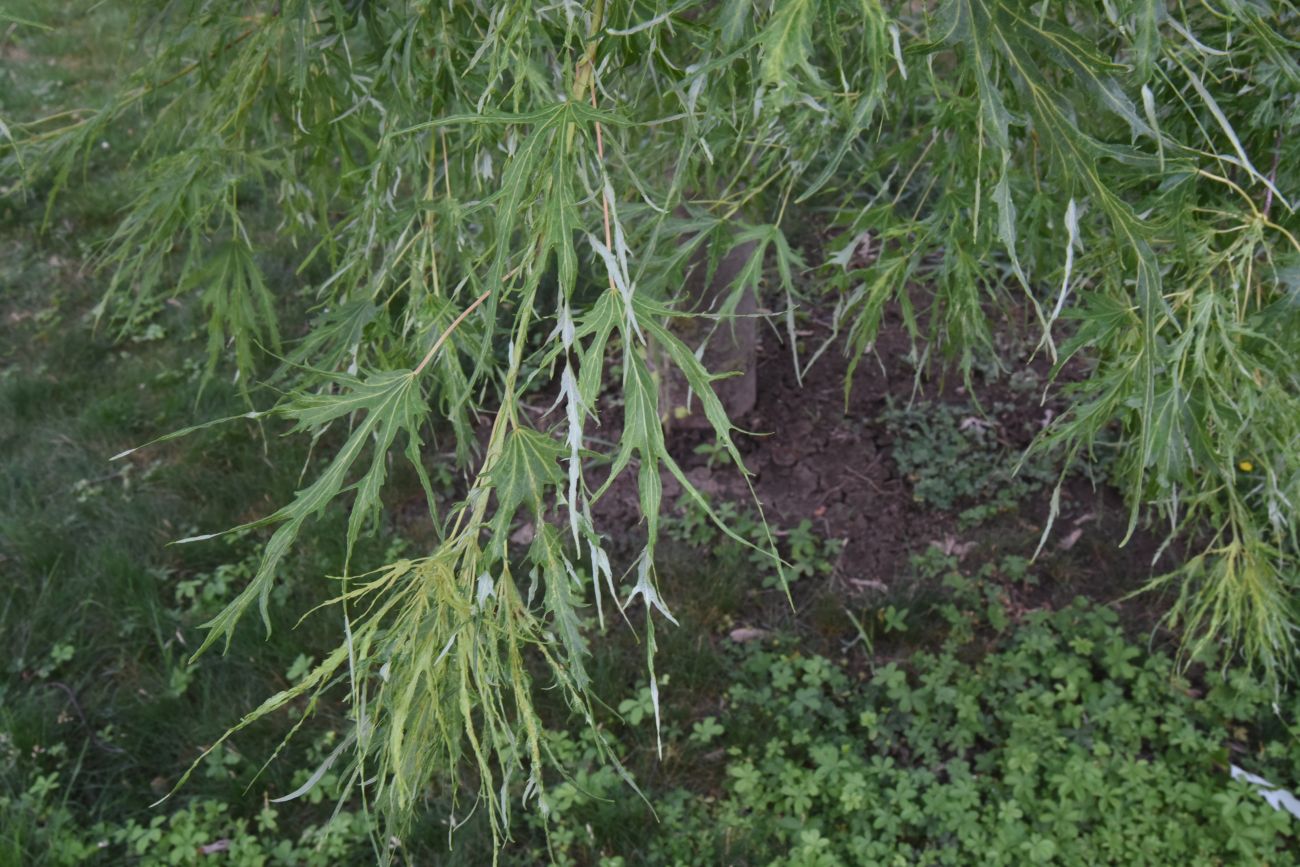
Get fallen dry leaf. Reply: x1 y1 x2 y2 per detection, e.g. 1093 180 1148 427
1058 528 1084 551
930 535 976 559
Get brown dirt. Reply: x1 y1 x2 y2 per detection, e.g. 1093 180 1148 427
586 300 1177 642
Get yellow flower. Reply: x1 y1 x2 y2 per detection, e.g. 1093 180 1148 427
1238 460 1254 473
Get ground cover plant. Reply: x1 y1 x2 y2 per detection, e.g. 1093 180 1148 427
523 573 1300 866
4 0 1300 859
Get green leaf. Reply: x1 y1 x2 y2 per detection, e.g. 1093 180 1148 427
719 0 752 48
759 0 822 86
489 426 566 522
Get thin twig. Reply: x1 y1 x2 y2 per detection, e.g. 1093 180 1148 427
573 0 615 295
439 128 453 201
592 88 614 274
413 287 492 376
1263 130 1281 220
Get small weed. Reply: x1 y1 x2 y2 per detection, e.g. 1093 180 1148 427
883 400 1054 524
667 496 843 589
691 440 733 470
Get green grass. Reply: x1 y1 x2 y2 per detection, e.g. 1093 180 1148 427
0 206 389 863
0 7 413 862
